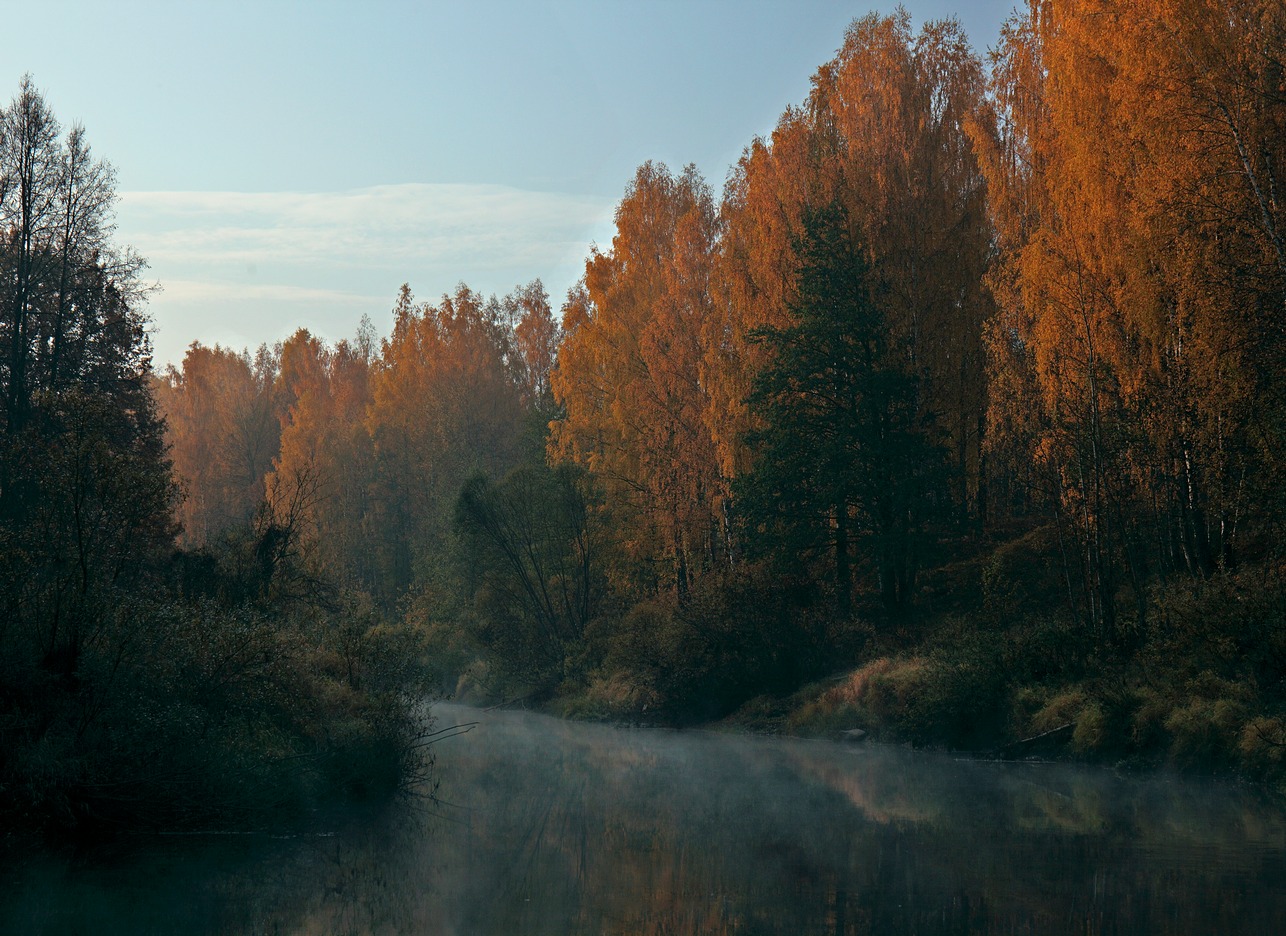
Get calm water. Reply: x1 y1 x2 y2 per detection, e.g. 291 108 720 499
4 703 1285 935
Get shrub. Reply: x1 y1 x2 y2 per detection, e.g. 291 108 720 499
588 566 827 724
1239 717 1286 777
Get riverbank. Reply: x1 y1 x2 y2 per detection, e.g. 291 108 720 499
0 589 436 843
534 524 1286 794
749 575 1286 792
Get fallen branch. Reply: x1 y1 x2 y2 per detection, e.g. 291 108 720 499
409 722 478 749
989 722 1075 760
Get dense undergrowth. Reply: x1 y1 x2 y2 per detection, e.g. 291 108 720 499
736 531 1286 789
0 527 435 842
453 521 1286 793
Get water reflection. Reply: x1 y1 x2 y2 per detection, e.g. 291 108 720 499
3 703 1284 934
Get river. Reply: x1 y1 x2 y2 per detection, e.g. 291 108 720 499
3 703 1285 934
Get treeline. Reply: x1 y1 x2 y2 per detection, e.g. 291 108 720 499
0 79 431 838
158 1 1284 774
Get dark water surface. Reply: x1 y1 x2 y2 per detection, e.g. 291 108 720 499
4 703 1285 934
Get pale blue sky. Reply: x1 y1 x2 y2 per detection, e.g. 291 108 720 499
11 1 1014 365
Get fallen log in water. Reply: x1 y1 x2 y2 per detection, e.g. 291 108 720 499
988 723 1075 760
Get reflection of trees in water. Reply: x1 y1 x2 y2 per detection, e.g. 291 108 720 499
4 706 1285 934
391 708 1286 935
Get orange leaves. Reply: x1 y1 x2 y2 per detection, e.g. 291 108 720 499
508 281 559 408
550 163 725 591
712 12 993 514
156 343 280 547
976 0 1285 594
549 14 998 593
369 285 524 550
161 283 537 596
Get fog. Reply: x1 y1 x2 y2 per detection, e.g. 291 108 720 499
5 704 1285 934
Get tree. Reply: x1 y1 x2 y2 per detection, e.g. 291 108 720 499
0 78 177 798
0 78 173 674
709 13 992 527
550 162 725 596
155 342 281 547
454 463 603 692
368 284 525 593
709 107 840 487
504 279 560 411
971 0 1286 639
0 76 148 438
0 82 436 832
736 204 944 614
267 328 379 591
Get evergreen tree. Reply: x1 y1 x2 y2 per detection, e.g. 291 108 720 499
736 204 944 614
0 78 175 678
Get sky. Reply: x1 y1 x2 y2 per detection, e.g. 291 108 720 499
10 1 1015 367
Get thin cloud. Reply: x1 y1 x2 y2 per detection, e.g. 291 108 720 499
118 183 614 267
116 183 617 365
156 280 386 306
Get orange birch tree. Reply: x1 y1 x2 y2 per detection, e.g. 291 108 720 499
551 162 723 594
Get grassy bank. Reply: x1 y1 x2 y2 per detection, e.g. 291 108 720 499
728 537 1286 789
503 525 1286 792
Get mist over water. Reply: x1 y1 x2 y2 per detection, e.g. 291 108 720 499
4 703 1285 934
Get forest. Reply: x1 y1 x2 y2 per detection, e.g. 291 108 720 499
3 0 1285 837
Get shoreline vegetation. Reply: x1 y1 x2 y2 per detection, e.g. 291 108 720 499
0 79 434 845
540 531 1286 792
729 552 1286 788
5 1 1286 840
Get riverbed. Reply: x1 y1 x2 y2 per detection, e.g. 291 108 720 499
4 703 1285 934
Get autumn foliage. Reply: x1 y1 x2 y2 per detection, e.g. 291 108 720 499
149 4 1286 772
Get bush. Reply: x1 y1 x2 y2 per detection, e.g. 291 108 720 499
787 651 1002 748
1129 574 1286 775
789 656 931 735
0 582 433 837
813 617 1013 748
588 566 828 724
